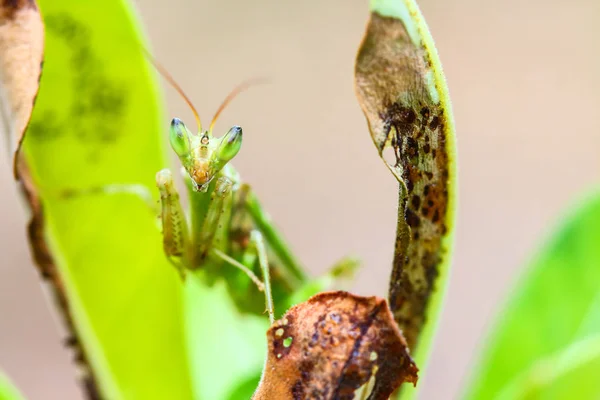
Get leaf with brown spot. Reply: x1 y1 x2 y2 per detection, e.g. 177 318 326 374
354 0 457 388
253 291 418 400
6 0 196 398
0 0 43 176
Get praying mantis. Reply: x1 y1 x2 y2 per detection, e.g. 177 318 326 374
144 59 358 323
62 55 357 324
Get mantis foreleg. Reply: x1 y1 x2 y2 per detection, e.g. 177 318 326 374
192 176 233 264
156 169 188 279
159 169 274 319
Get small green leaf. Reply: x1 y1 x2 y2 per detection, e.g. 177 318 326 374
464 190 600 399
0 372 24 400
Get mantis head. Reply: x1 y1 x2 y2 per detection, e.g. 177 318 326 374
169 118 242 191
146 54 263 192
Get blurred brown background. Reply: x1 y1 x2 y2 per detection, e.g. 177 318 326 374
1 0 600 398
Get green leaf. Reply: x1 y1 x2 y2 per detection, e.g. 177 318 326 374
464 190 600 399
19 1 278 399
184 277 268 400
22 0 193 398
0 372 24 400
354 0 457 397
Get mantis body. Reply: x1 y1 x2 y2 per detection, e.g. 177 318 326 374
150 62 357 323
61 59 357 324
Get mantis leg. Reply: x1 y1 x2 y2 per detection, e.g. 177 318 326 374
212 230 275 323
241 184 361 289
156 169 189 279
238 184 307 286
186 176 274 321
191 176 233 263
250 230 275 323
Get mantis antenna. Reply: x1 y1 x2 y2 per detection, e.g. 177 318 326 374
209 78 268 133
143 49 203 132
143 49 267 134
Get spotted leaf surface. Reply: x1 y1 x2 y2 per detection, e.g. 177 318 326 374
354 0 457 375
253 291 418 400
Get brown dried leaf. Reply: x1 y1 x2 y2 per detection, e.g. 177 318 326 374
355 11 454 350
253 291 418 400
0 0 44 176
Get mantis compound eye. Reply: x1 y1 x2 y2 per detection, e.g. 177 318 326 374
208 126 242 176
215 126 243 165
170 118 192 157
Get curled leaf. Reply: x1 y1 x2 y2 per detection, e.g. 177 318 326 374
0 0 44 176
354 1 457 361
253 291 418 400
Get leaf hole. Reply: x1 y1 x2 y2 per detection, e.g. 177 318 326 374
382 146 397 167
